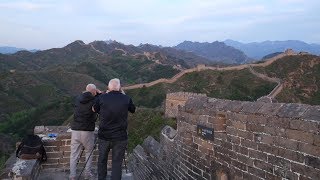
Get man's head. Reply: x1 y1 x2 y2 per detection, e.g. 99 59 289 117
108 78 121 91
86 84 97 96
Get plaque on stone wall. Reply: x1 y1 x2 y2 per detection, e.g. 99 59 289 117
197 124 214 141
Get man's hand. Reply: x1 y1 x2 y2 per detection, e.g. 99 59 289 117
96 89 102 94
120 88 125 95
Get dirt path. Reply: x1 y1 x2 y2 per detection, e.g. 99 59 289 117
123 52 295 92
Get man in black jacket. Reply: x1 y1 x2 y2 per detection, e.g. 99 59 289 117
93 78 135 180
70 84 100 180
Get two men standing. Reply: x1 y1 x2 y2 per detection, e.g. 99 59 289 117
70 79 135 180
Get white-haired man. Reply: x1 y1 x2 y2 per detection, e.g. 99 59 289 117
70 84 101 180
93 78 135 180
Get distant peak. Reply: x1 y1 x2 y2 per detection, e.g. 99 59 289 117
64 40 86 48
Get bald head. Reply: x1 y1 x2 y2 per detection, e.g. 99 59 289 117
108 78 121 91
86 84 97 95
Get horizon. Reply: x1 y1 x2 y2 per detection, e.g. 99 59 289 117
1 0 320 49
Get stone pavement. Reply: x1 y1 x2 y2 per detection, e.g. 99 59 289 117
38 168 133 180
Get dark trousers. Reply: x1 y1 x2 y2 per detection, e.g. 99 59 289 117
98 139 127 180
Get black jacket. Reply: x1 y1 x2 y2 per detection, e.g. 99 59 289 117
94 91 135 141
71 92 97 131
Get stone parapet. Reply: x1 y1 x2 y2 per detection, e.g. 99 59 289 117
130 95 320 180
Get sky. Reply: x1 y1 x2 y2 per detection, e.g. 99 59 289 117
0 0 320 49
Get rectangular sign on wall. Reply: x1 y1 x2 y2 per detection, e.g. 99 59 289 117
197 124 214 141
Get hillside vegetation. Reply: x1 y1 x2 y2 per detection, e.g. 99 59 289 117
126 69 277 108
254 55 320 104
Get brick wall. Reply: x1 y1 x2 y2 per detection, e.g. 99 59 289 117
129 96 320 180
165 92 207 118
34 126 125 170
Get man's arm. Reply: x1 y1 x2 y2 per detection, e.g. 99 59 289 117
92 96 101 113
128 98 136 113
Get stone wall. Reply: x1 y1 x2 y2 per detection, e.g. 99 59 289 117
129 95 320 179
34 126 125 170
165 92 207 118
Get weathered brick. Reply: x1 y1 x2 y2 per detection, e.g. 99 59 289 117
274 137 299 151
247 115 268 125
248 149 267 161
267 117 290 129
277 148 304 163
286 129 314 144
265 172 282 180
226 127 238 136
241 102 264 114
258 103 284 116
299 142 320 157
254 134 274 145
231 121 246 130
302 106 320 122
60 145 71 152
273 167 298 180
233 145 248 156
43 140 61 147
314 135 320 146
268 155 291 169
276 103 309 118
221 141 232 150
248 166 266 178
232 113 249 123
289 120 319 133
231 160 247 171
241 139 257 150
44 146 59 152
246 123 264 133
229 135 241 145
210 115 227 125
254 159 273 173
258 143 279 155
264 126 286 137
215 152 232 165
291 162 320 179
45 158 59 164
237 130 254 140
237 154 253 167
212 124 226 132
305 155 320 170
46 152 63 159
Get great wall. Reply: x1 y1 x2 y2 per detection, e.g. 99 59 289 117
1 49 319 180
2 91 319 180
129 92 320 180
122 49 296 93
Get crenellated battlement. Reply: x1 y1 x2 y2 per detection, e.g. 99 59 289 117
130 93 320 180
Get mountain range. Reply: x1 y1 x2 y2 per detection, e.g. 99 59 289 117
0 39 319 169
174 41 250 64
0 46 38 54
224 39 320 59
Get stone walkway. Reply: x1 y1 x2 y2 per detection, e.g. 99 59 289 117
38 168 133 180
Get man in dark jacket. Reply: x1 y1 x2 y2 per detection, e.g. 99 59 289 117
93 78 135 180
70 84 100 180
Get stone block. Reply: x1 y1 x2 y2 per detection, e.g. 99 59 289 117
248 149 267 161
291 162 320 179
289 120 319 133
298 143 320 157
241 102 264 114
285 129 314 144
267 117 290 129
276 103 309 118
253 159 273 173
257 103 283 116
305 155 320 169
302 106 320 122
274 137 299 151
